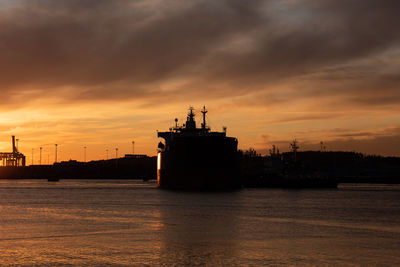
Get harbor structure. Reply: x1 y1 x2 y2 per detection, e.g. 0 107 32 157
0 136 26 166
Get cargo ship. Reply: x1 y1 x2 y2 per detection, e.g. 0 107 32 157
157 107 241 190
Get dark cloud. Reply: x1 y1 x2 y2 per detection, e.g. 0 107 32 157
0 0 399 107
269 113 343 124
0 0 265 102
297 70 400 107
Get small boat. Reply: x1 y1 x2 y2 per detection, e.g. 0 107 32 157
48 178 60 182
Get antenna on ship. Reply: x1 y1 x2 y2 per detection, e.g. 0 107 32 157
201 106 208 130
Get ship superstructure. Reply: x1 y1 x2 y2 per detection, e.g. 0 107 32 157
157 107 240 190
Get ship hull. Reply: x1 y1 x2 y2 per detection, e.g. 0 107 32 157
158 135 241 190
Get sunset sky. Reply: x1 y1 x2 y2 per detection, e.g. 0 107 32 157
0 0 399 164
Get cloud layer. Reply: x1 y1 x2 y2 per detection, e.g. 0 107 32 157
0 0 399 106
0 0 399 158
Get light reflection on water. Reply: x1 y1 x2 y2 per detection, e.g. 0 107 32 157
0 180 399 266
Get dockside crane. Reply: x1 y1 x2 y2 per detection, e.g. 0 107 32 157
0 136 26 166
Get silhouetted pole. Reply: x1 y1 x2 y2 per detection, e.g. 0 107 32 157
84 146 87 163
12 136 16 154
201 106 207 129
115 148 118 168
55 144 58 163
39 147 42 165
132 141 134 154
290 139 299 163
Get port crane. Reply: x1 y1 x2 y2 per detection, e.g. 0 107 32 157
0 136 26 166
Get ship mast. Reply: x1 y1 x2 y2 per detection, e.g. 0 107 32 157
201 106 207 130
185 107 196 130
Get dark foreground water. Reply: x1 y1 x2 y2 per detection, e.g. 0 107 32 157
0 180 399 266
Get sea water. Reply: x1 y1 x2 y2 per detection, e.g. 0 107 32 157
0 180 399 266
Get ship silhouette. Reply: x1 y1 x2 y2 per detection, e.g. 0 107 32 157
157 107 241 190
